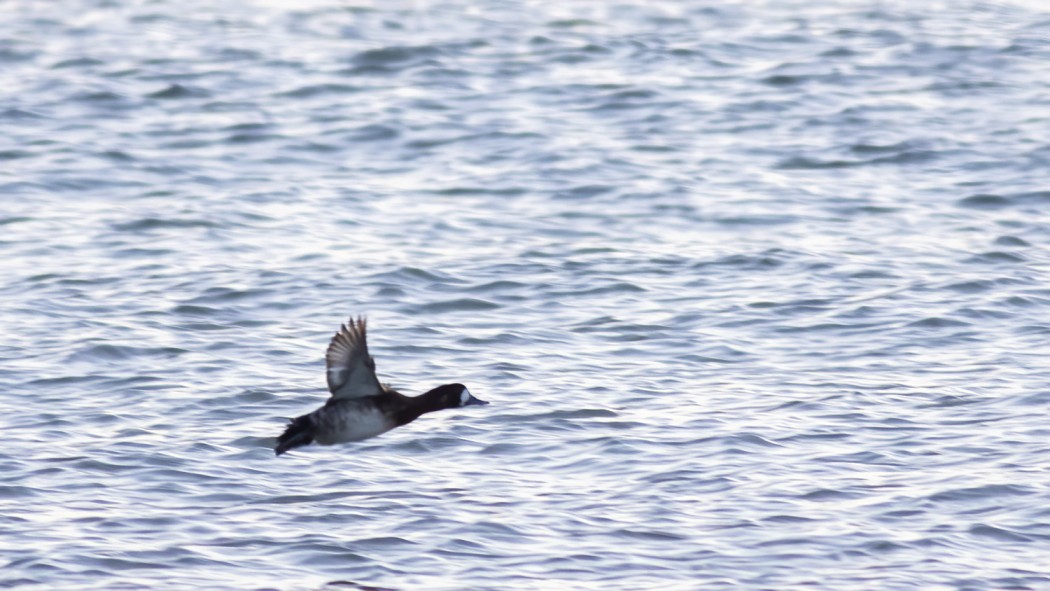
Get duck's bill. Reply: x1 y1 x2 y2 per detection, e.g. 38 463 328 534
465 393 489 406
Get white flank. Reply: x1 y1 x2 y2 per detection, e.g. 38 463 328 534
315 406 393 445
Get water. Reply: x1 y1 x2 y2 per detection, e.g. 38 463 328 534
2 0 1050 589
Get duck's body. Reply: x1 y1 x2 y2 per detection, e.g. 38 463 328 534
275 317 486 456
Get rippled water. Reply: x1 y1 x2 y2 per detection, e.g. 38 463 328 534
3 0 1050 589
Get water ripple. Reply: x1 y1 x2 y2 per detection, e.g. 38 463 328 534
2 0 1050 590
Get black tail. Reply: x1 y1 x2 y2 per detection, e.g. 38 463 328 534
275 414 315 456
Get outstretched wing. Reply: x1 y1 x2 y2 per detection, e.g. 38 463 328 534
325 317 384 400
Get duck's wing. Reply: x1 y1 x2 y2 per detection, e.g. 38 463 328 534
325 317 384 400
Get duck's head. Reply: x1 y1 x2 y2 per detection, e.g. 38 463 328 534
430 383 488 408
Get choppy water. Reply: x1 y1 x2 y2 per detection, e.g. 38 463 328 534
3 0 1050 589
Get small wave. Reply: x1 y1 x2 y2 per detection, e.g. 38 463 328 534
994 235 1030 247
966 251 1025 264
958 194 1010 209
72 90 128 103
371 267 461 284
413 298 500 313
958 191 1050 210
554 184 615 199
776 156 855 169
146 83 210 99
276 83 362 98
183 287 274 304
51 57 104 69
0 108 45 120
316 581 397 591
906 316 970 328
344 44 442 74
67 344 187 363
0 149 31 161
112 218 219 231
929 484 1034 503
968 524 1033 543
612 528 689 541
343 124 399 142
0 485 38 498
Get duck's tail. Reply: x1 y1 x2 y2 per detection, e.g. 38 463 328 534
275 414 315 456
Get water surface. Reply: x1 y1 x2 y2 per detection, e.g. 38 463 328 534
2 1 1050 589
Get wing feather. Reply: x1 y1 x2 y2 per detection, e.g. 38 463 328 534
325 316 384 399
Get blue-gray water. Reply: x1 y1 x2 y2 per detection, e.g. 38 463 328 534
3 1 1050 589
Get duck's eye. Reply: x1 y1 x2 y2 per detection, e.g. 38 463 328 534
460 388 471 406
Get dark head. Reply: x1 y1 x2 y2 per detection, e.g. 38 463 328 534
428 383 488 409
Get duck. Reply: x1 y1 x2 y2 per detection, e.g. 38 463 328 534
275 316 487 456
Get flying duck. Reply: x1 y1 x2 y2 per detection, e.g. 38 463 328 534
275 317 487 455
